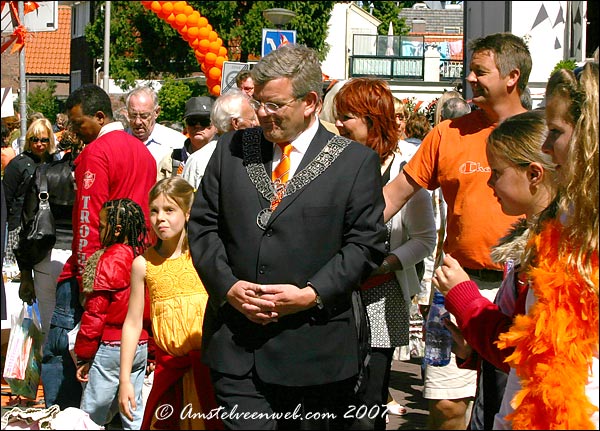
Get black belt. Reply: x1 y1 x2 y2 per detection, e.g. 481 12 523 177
464 268 503 282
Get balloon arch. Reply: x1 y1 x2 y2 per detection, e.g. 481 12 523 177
141 1 228 96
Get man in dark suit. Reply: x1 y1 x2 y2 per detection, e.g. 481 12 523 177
188 44 387 429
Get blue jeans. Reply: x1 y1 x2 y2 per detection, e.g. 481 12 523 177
41 277 84 408
81 342 147 430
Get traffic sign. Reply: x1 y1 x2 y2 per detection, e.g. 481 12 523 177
221 61 251 95
261 29 296 57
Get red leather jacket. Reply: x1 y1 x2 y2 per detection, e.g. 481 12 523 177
75 243 150 361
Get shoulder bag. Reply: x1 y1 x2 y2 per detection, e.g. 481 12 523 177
13 163 56 267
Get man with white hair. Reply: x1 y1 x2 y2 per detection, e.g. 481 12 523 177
125 86 186 180
182 90 258 190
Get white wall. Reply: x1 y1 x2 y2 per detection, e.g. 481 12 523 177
321 3 380 80
511 1 569 84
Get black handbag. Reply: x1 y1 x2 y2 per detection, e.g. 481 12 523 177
13 163 56 266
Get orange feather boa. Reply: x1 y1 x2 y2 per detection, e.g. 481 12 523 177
497 219 599 430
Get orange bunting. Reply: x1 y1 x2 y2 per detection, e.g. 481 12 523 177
144 0 227 96
496 219 599 429
1 1 38 54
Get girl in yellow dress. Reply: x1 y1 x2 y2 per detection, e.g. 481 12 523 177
119 176 222 430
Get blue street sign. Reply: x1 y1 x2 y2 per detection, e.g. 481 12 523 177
261 29 297 57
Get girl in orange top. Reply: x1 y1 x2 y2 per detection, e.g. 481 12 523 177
119 176 222 430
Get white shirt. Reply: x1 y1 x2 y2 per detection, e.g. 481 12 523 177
181 139 218 190
271 118 319 180
131 123 186 168
98 120 124 139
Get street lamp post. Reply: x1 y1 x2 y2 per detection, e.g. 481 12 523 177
262 8 296 29
261 8 296 57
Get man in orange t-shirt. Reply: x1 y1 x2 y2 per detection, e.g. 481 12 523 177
383 33 532 430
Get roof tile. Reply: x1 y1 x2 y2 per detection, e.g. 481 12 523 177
25 6 71 75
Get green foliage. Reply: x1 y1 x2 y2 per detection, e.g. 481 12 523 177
365 2 411 35
84 1 336 86
26 81 61 121
157 77 206 123
551 59 578 78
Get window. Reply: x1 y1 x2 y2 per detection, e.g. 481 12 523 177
71 70 82 91
71 2 90 38
444 27 462 34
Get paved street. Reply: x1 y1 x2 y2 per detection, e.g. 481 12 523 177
387 357 429 430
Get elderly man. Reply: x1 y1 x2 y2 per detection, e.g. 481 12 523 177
125 86 186 180
182 90 258 190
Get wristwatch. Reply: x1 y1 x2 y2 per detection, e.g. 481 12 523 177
381 259 392 274
307 282 324 309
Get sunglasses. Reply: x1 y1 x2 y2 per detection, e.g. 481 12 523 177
29 137 50 143
186 117 211 127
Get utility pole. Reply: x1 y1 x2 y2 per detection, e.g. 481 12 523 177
103 1 111 92
18 1 27 150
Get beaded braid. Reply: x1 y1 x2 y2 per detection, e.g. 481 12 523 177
101 198 148 257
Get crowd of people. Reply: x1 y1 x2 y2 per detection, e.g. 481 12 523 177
1 32 598 431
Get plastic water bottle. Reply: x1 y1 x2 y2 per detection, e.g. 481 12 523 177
424 290 452 366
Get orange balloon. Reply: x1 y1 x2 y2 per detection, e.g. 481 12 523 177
211 85 221 96
204 52 217 66
183 5 193 16
150 1 162 14
157 9 170 20
215 56 226 68
187 26 199 39
177 25 189 39
198 26 210 39
175 13 188 28
206 77 219 88
198 16 208 28
195 51 206 63
172 1 186 15
166 13 176 24
208 31 218 42
197 38 210 53
141 1 153 9
161 2 174 15
218 46 228 57
209 41 222 55
189 38 199 49
201 63 208 74
186 11 200 27
208 67 222 81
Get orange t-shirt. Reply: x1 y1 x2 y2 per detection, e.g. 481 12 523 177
404 109 519 271
1 146 16 173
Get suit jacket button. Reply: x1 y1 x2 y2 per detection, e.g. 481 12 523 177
266 229 273 237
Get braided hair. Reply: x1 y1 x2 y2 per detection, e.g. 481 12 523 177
101 198 148 257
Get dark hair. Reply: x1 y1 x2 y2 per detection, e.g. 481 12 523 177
101 198 147 256
66 84 114 120
1 121 9 145
468 32 532 95
235 70 252 86
405 112 432 141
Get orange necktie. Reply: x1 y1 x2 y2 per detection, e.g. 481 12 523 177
272 142 292 184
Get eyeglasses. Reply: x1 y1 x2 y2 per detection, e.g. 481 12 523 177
29 137 50 143
249 97 300 115
127 111 155 121
186 117 211 128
